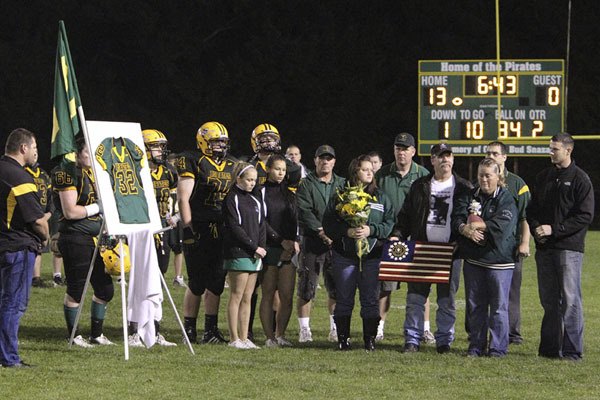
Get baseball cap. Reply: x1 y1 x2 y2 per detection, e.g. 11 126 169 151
430 143 453 157
315 145 336 158
394 132 415 148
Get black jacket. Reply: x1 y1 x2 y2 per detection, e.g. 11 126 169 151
526 161 594 253
222 185 266 259
261 181 299 246
394 173 473 244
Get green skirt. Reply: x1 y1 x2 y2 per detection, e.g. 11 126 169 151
224 257 263 272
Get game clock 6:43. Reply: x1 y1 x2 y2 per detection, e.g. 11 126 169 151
418 59 565 156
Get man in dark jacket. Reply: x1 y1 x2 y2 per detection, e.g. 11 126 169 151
527 133 594 361
375 132 429 341
296 145 345 343
394 143 472 353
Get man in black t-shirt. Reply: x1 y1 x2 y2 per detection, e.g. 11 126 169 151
0 128 49 368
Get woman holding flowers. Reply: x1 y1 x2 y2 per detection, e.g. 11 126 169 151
323 155 395 351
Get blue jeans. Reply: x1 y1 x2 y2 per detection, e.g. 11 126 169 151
0 250 35 366
464 261 513 356
404 259 462 346
535 249 584 359
331 252 380 319
508 258 523 342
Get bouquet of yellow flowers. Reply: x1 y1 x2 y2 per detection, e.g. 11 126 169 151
335 183 377 260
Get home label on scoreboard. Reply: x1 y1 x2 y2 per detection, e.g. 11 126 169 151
418 59 565 156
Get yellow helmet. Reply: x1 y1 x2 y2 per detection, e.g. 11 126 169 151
142 129 168 164
196 121 229 158
251 123 281 153
101 241 131 276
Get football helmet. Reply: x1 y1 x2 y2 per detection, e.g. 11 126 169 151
251 123 281 153
142 129 169 164
100 238 131 276
196 121 230 158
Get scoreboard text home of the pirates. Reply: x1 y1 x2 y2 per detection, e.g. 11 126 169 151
418 59 565 156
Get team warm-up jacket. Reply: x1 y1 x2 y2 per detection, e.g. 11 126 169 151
375 161 429 221
222 184 266 259
452 186 518 268
296 170 345 254
323 188 395 260
526 160 594 253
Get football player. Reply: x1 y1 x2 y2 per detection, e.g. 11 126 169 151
53 135 113 348
247 123 302 188
177 121 236 344
244 123 302 340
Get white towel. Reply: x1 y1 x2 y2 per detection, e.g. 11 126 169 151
126 230 163 348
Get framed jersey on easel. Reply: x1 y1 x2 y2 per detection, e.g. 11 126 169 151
86 120 162 235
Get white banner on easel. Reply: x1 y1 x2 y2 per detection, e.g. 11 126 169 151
86 120 163 351
86 120 162 235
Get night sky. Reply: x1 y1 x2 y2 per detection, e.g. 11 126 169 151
1 1 599 220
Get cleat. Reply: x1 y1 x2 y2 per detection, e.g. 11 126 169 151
375 326 384 342
298 327 313 343
276 336 293 347
90 334 115 346
265 338 279 348
201 329 227 344
173 276 187 288
32 277 52 288
72 335 94 348
156 333 177 347
328 327 338 342
422 330 436 344
53 275 65 287
128 333 145 348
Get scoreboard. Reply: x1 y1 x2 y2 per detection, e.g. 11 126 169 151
418 59 565 156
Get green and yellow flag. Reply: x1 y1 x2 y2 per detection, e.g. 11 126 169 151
51 20 82 160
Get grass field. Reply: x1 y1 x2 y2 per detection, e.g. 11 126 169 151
2 232 600 399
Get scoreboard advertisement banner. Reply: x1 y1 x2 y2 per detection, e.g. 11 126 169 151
418 59 565 157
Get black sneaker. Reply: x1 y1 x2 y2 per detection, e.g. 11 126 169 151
2 361 34 368
32 277 52 288
436 344 451 354
53 275 65 287
403 343 419 353
201 329 227 344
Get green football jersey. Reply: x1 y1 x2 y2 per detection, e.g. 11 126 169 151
95 137 150 224
52 160 103 236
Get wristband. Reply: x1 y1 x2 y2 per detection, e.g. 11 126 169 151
85 203 100 217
